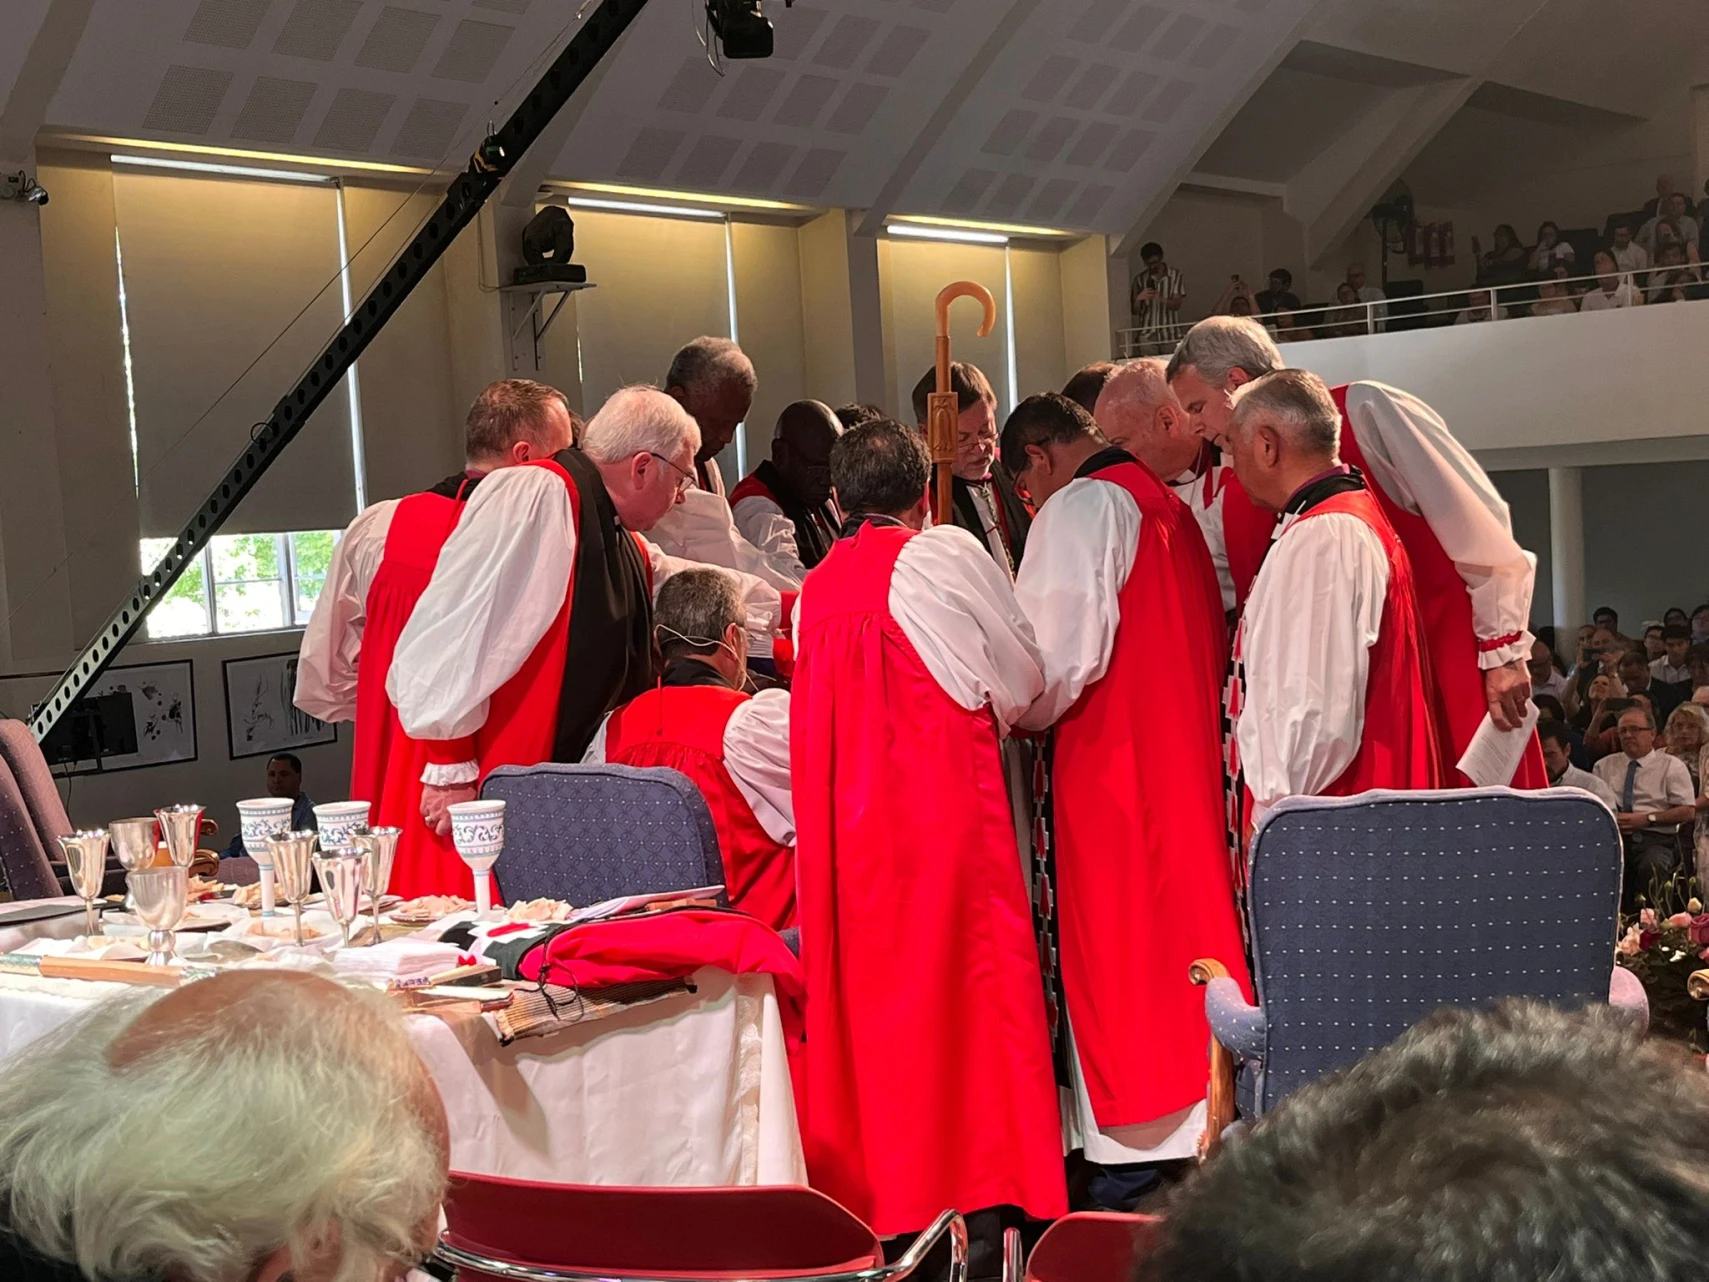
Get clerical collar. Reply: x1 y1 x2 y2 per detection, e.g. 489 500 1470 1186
1073 446 1138 481
660 657 734 690
840 512 909 538
1282 464 1365 518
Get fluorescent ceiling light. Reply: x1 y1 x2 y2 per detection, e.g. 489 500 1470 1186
561 195 724 220
111 154 333 184
557 181 809 212
66 134 428 175
886 222 1008 246
891 214 1073 238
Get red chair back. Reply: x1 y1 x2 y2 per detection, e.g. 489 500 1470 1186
1025 1213 1158 1282
443 1174 884 1280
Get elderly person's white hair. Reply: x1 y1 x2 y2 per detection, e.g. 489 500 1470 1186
582 385 702 464
0 974 444 1282
1166 315 1283 387
1230 367 1342 456
665 336 755 395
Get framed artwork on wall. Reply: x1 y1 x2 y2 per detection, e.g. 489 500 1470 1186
222 652 336 760
0 661 197 774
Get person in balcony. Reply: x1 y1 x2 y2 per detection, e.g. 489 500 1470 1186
1639 192 1699 258
1531 273 1579 317
1453 289 1509 325
1212 275 1259 317
1609 222 1650 282
1645 242 1702 304
1528 221 1576 275
1319 282 1369 337
1473 224 1528 286
1580 250 1645 311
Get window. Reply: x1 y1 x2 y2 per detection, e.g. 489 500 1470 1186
138 531 339 640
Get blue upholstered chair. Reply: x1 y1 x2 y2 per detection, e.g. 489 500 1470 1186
1193 787 1639 1149
480 764 725 908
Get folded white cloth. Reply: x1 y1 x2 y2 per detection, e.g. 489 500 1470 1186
333 938 467 987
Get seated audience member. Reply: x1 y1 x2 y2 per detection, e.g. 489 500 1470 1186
1528 637 1568 700
1346 262 1386 329
1531 275 1579 316
1580 690 1631 754
222 753 316 859
1253 267 1300 317
1693 604 1709 645
1593 605 1620 633
1318 282 1368 337
1653 623 1694 688
1594 706 1695 902
584 570 795 931
1139 1001 1709 1282
1609 221 1649 279
1665 606 1690 628
1564 626 1622 720
1452 288 1508 325
1622 647 1684 721
1639 191 1700 256
1060 362 1118 416
1666 702 1709 793
1212 276 1257 318
1692 643 1709 691
730 401 843 578
1642 621 1665 660
1473 224 1528 284
1528 220 1575 274
1534 695 1587 768
1645 243 1701 303
833 403 886 430
1642 173 1694 219
1539 719 1617 807
0 970 448 1282
1580 250 1644 310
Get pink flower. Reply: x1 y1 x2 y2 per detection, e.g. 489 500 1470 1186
1699 947 1709 961
1618 925 1644 957
1689 915 1709 947
1641 908 1659 928
1668 912 1694 928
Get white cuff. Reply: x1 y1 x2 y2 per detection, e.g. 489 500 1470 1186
422 761 480 787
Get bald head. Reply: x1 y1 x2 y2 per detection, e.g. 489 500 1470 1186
1094 359 1199 478
773 400 842 506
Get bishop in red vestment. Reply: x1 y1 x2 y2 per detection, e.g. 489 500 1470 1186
1168 316 1542 787
389 387 782 850
792 419 1065 1239
1225 370 1440 833
295 379 577 897
1003 393 1252 1168
586 569 795 932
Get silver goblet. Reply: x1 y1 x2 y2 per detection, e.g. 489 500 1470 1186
57 830 109 938
268 831 317 947
109 817 158 911
128 866 188 965
312 848 368 948
154 805 205 869
353 827 401 944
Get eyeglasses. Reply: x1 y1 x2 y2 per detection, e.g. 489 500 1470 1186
649 451 696 496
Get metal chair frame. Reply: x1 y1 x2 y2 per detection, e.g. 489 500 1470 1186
434 1207 969 1282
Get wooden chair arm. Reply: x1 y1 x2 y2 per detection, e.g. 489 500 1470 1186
1191 958 1237 1162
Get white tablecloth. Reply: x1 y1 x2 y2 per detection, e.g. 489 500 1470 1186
0 963 805 1186
0 898 93 955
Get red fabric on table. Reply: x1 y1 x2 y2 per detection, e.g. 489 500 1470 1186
515 908 806 1051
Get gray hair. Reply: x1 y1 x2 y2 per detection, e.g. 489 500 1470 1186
582 385 701 464
1230 368 1341 457
665 336 755 396
0 981 443 1282
1165 315 1282 386
1097 357 1174 419
656 568 746 658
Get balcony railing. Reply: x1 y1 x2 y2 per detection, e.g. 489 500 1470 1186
1114 267 1696 359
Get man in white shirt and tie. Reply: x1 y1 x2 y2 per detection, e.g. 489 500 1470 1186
1593 707 1695 905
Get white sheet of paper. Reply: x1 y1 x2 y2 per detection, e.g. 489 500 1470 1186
1456 701 1542 788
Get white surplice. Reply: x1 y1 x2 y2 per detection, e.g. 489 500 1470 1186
649 486 803 593
388 465 783 784
584 685 796 846
731 492 807 583
1013 476 1204 1163
1167 465 1235 614
293 498 398 723
1342 381 1534 668
1238 508 1390 824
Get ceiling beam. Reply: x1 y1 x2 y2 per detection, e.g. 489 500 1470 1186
0 0 96 166
1180 171 1290 200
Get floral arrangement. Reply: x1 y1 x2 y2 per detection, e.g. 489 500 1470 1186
1617 877 1709 1051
